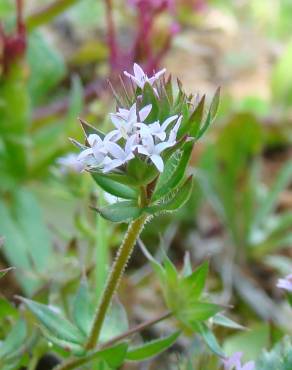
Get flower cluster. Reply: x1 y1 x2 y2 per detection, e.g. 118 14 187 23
222 352 255 370
76 64 182 174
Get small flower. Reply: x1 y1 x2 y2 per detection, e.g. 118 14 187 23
77 132 115 169
137 114 178 141
124 63 166 89
222 352 255 370
102 135 137 173
168 115 182 144
137 134 174 172
110 103 152 140
277 274 292 292
57 153 85 173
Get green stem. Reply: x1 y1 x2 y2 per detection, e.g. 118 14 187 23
85 214 148 350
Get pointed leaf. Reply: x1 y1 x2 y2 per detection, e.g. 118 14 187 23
212 314 246 330
100 301 129 343
73 278 93 335
126 331 180 361
182 261 209 300
153 143 193 201
253 161 292 227
197 88 220 139
92 201 142 223
41 327 86 356
198 322 225 357
79 118 105 139
19 297 85 344
0 320 26 360
147 176 193 214
91 173 138 200
181 302 222 322
87 342 128 368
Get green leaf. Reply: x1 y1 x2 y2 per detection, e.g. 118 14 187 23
126 331 180 361
79 118 105 139
178 95 205 138
212 314 245 331
138 241 166 283
198 322 225 357
41 327 86 356
181 302 222 322
142 83 159 122
93 201 142 223
197 88 220 139
127 156 158 186
100 301 129 343
189 95 206 138
11 189 53 275
255 336 292 370
0 201 39 294
147 176 193 214
181 261 209 300
153 143 193 201
65 75 83 130
91 173 138 200
0 320 26 360
88 342 128 368
164 255 179 288
19 297 85 344
253 161 292 228
27 31 66 105
72 278 93 335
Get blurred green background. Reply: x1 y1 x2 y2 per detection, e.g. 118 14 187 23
0 0 292 368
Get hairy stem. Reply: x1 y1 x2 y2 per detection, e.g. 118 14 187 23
85 214 148 350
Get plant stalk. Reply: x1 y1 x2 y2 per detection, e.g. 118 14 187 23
85 213 148 350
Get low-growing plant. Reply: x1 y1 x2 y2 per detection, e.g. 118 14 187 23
9 64 251 370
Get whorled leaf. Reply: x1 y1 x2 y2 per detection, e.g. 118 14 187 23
92 201 142 223
126 331 181 361
19 297 85 344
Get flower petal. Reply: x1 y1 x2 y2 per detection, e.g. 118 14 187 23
133 63 146 81
242 361 255 370
77 148 93 161
150 154 164 172
161 115 178 131
110 113 125 129
102 158 123 173
139 104 152 121
105 142 126 160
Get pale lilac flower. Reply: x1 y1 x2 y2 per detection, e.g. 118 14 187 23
137 114 178 141
110 103 152 140
124 63 166 89
137 134 174 172
222 352 255 370
102 135 137 173
77 133 114 169
57 153 85 173
277 274 292 292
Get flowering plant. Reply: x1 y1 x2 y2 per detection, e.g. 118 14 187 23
72 63 219 224
16 64 224 370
